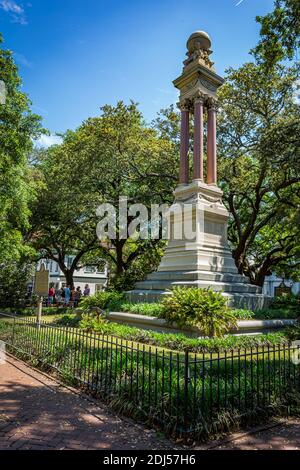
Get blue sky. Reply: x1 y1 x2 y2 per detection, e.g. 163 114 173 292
0 0 275 141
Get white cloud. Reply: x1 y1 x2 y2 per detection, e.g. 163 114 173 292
35 134 63 149
0 1 27 24
235 0 245 6
0 0 23 13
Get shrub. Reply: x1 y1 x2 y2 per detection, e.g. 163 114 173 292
79 314 111 332
52 312 287 352
80 291 125 312
231 309 255 320
57 314 82 327
283 322 300 341
254 308 299 320
161 287 237 338
269 294 300 312
118 302 165 317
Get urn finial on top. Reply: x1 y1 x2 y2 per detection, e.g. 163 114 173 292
184 30 214 70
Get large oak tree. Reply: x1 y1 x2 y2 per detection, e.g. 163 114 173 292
29 102 177 288
0 34 43 263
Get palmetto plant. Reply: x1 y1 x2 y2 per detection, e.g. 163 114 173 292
161 287 237 337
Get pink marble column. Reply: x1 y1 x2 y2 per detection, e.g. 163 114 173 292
207 100 217 185
193 98 204 180
179 104 190 184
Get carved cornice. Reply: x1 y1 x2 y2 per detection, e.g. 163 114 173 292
176 192 222 204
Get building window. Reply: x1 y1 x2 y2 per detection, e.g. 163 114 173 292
84 266 96 274
95 284 103 292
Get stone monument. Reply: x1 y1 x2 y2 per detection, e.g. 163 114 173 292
127 31 269 310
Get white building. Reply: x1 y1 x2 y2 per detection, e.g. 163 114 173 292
36 257 108 295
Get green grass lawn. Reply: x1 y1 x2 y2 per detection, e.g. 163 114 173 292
5 310 290 354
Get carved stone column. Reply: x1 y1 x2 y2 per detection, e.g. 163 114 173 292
193 93 205 181
207 98 217 185
179 101 190 184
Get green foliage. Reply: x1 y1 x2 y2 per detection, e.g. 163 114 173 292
109 240 166 291
283 324 300 341
56 313 82 327
231 309 255 320
0 35 43 262
253 295 300 319
0 317 295 440
79 314 111 332
79 291 125 312
254 308 299 320
0 261 34 307
161 287 237 338
270 294 300 311
218 61 300 285
56 313 286 353
254 0 300 64
118 302 165 317
30 101 177 287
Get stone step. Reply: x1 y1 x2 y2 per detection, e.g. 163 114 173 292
126 289 270 310
158 263 240 274
134 279 262 294
147 270 248 284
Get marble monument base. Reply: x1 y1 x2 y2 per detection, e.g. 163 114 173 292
127 181 270 311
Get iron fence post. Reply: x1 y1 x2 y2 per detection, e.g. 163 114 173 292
184 349 190 433
12 316 16 346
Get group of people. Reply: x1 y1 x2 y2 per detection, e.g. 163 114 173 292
48 284 91 307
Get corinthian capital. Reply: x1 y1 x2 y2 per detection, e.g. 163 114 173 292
178 98 191 112
207 97 218 111
193 90 206 105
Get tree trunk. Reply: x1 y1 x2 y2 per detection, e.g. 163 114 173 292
115 240 126 275
64 269 75 289
255 265 272 288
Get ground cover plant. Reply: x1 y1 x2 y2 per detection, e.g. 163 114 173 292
53 312 287 353
0 314 299 441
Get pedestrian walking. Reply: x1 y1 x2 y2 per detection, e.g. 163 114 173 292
64 285 71 306
83 284 90 297
74 286 82 307
48 285 55 305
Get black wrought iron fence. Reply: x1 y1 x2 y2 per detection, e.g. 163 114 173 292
0 312 299 439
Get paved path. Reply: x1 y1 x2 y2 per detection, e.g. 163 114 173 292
211 419 300 450
1 355 300 450
0 355 179 450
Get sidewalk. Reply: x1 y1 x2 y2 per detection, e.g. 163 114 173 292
210 419 300 450
1 355 300 450
0 355 179 450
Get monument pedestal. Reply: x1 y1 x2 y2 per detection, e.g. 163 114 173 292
127 181 270 310
127 31 270 311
